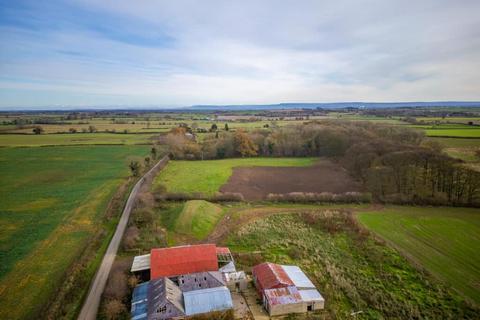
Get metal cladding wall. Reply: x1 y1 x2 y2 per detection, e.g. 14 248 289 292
150 244 218 279
131 282 149 320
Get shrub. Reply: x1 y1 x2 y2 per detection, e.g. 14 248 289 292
266 192 372 203
211 192 245 202
102 299 127 320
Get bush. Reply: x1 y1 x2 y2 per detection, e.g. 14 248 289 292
266 192 372 203
211 192 245 202
102 299 127 320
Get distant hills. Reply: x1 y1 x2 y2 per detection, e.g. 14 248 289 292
2 101 480 112
188 102 480 111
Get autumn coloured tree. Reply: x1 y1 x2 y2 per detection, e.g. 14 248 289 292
234 130 258 157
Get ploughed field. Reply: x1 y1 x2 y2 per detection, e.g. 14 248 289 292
153 157 362 200
0 145 148 320
220 159 363 200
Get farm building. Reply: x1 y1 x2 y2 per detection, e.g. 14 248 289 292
223 270 248 292
151 244 218 279
183 286 233 316
130 244 240 319
252 262 325 316
252 262 294 296
131 244 238 281
147 278 185 319
263 286 304 316
130 274 233 320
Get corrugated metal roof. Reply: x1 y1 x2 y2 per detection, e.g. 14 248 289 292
131 254 151 272
299 289 324 302
264 286 302 306
183 286 233 316
219 261 236 273
252 262 293 291
150 244 218 279
281 265 315 289
131 282 149 320
216 247 231 255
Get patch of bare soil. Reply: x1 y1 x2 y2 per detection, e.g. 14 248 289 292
220 159 362 200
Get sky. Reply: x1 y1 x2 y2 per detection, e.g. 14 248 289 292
0 0 479 109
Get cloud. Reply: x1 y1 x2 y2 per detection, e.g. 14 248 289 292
0 0 479 108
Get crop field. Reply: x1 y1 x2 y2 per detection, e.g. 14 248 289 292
357 206 480 304
425 128 480 138
153 157 317 195
225 208 477 318
0 145 148 319
220 159 363 200
0 133 156 147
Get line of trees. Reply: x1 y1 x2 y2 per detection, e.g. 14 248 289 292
161 121 480 206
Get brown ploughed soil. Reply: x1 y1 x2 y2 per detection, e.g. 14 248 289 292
220 159 362 200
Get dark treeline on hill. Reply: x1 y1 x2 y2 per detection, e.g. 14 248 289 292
161 121 480 206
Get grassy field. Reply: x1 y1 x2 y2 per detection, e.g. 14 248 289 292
424 128 480 138
153 157 317 195
0 145 149 319
226 209 477 318
357 206 480 304
174 200 224 239
0 132 156 147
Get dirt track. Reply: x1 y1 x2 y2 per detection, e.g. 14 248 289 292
220 159 362 200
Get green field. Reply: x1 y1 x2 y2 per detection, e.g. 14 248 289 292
357 206 480 304
0 145 148 319
174 200 224 239
226 209 477 318
153 157 317 195
0 133 156 147
424 128 480 138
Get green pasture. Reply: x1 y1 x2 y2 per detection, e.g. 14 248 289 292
357 206 480 304
0 133 156 147
153 157 317 195
0 145 148 319
424 128 480 138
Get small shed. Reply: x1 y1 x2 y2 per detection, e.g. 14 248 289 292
223 271 248 292
263 286 304 316
183 286 233 316
131 254 151 280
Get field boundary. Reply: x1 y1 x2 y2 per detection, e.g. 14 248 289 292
77 155 169 320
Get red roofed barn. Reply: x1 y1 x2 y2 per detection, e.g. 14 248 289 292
150 244 218 279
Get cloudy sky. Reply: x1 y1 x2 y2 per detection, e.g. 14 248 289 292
0 0 479 108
